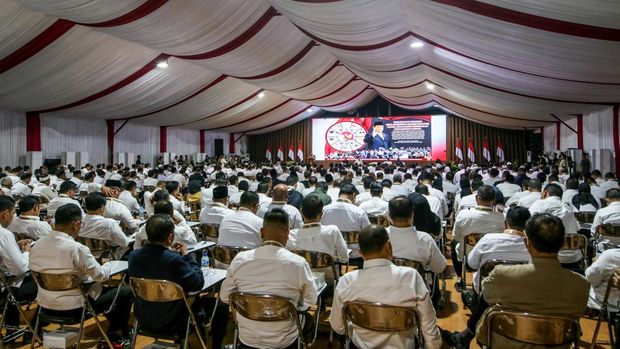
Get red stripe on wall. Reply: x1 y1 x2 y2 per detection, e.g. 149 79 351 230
26 112 42 152
107 120 114 164
229 133 236 153
160 126 167 153
556 121 561 150
613 105 620 173
200 130 205 153
77 0 169 28
577 114 584 149
0 20 75 75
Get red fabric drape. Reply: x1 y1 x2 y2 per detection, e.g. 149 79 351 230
613 105 620 173
555 121 561 150
576 114 584 149
200 130 205 153
229 133 235 154
26 112 41 152
159 126 167 153
106 120 114 164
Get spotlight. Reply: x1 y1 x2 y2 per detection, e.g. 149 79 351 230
306 108 313 113
156 60 169 68
258 92 265 98
410 41 424 48
425 82 435 90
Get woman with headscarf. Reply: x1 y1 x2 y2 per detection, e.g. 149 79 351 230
408 192 441 237
571 182 599 212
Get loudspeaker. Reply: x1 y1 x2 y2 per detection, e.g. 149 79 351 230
214 139 224 157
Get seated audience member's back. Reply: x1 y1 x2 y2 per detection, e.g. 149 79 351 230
218 191 263 248
585 247 620 312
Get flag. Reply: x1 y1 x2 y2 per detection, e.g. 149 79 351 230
297 142 304 161
467 139 476 163
265 145 272 161
482 138 491 162
288 144 295 161
277 145 284 161
455 138 463 161
496 138 505 163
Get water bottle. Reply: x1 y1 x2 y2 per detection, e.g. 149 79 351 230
201 254 210 268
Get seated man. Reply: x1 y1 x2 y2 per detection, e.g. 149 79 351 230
330 224 442 349
591 188 620 248
102 179 140 234
445 213 590 348
358 181 389 216
467 206 531 295
46 180 81 218
0 196 37 339
128 214 228 348
287 194 349 282
451 185 505 289
220 209 318 349
387 196 446 274
29 204 134 340
199 186 233 226
515 179 542 208
31 175 56 203
7 195 51 240
134 201 196 249
80 193 131 259
585 247 620 313
118 181 141 215
218 191 263 248
415 184 443 220
258 184 303 229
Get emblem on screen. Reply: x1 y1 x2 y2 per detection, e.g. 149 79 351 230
325 121 367 152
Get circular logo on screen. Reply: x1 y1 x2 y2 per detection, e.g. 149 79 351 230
326 121 367 152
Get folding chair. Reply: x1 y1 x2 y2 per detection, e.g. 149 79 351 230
595 223 620 251
211 245 249 266
129 278 207 349
575 212 596 225
562 234 588 272
341 231 361 272
229 292 306 349
367 215 390 227
30 271 114 349
342 301 424 349
590 268 620 349
0 273 40 345
462 233 486 292
485 306 580 348
198 223 220 243
76 236 115 262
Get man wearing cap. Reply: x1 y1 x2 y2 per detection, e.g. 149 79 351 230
364 121 393 150
102 179 139 234
31 174 57 202
199 186 233 228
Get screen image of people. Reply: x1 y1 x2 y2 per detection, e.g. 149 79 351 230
364 121 392 150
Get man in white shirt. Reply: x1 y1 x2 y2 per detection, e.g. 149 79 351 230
201 177 227 208
562 178 579 206
46 181 82 218
199 186 233 227
1 176 13 197
220 209 318 349
482 168 500 186
142 179 163 218
327 179 341 204
354 177 373 206
390 174 410 196
166 181 186 215
387 196 446 274
600 172 619 194
415 184 444 219
257 184 303 229
452 185 505 290
134 201 197 249
442 172 458 197
11 172 33 198
467 206 531 295
7 195 51 240
29 203 134 339
256 182 273 207
529 183 581 267
496 174 521 199
80 193 131 259
301 176 318 197
359 182 389 216
31 175 56 203
102 180 140 234
418 172 448 216
585 248 620 313
455 179 483 214
330 224 442 349
229 180 248 206
118 181 141 214
514 178 542 208
218 191 264 248
591 188 620 246
0 196 37 333
287 195 349 282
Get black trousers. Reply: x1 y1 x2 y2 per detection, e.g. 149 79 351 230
467 297 489 333
451 240 465 278
196 296 228 349
3 276 38 326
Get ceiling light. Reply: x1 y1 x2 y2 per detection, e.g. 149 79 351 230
258 92 265 98
433 104 439 107
425 82 435 90
410 41 424 48
306 108 313 113
156 60 169 68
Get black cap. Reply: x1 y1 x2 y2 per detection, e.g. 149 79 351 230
105 179 122 188
213 185 228 199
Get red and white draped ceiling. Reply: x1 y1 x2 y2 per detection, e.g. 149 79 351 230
1 0 619 133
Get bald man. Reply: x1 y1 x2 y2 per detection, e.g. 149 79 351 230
257 184 303 229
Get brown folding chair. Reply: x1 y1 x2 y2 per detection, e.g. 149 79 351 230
590 268 620 349
462 233 486 291
129 278 207 349
0 273 40 345
342 301 423 349
229 292 305 349
211 245 249 266
76 236 115 262
341 231 361 272
368 215 390 227
13 231 33 242
30 271 114 349
198 223 220 242
478 259 528 293
485 306 580 348
575 211 596 224
562 234 588 272
595 223 620 251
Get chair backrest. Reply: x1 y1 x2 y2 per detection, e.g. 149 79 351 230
575 211 595 224
212 245 248 265
188 200 201 212
597 223 620 237
486 307 580 347
76 236 112 255
31 271 80 292
129 278 185 302
479 259 528 291
228 202 240 210
368 215 390 227
290 250 335 269
464 233 486 248
33 194 50 204
343 301 421 335
392 258 426 278
562 234 587 250
200 223 220 239
342 231 360 244
229 292 299 322
13 232 32 242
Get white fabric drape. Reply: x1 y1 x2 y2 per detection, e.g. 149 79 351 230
113 121 159 165
559 117 578 150
0 108 26 167
167 127 199 156
543 124 558 153
202 131 229 157
41 114 107 164
584 107 615 153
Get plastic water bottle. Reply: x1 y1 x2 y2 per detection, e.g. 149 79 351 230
201 254 210 268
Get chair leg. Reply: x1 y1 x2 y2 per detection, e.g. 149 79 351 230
88 307 114 349
607 308 615 349
310 296 322 346
130 320 139 349
233 328 238 349
17 303 41 345
76 307 87 349
0 298 9 333
29 308 41 349
183 319 191 349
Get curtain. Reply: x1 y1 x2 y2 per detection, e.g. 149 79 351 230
113 121 159 165
559 116 578 150
167 127 199 156
41 114 107 164
543 124 557 153
584 106 614 153
0 108 26 167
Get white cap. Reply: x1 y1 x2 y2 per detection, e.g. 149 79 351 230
144 178 158 186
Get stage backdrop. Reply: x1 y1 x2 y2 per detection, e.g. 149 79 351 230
311 115 446 161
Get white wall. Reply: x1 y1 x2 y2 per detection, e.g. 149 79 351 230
41 115 107 164
0 108 26 167
584 106 614 153
168 127 199 156
203 131 230 157
114 121 159 165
